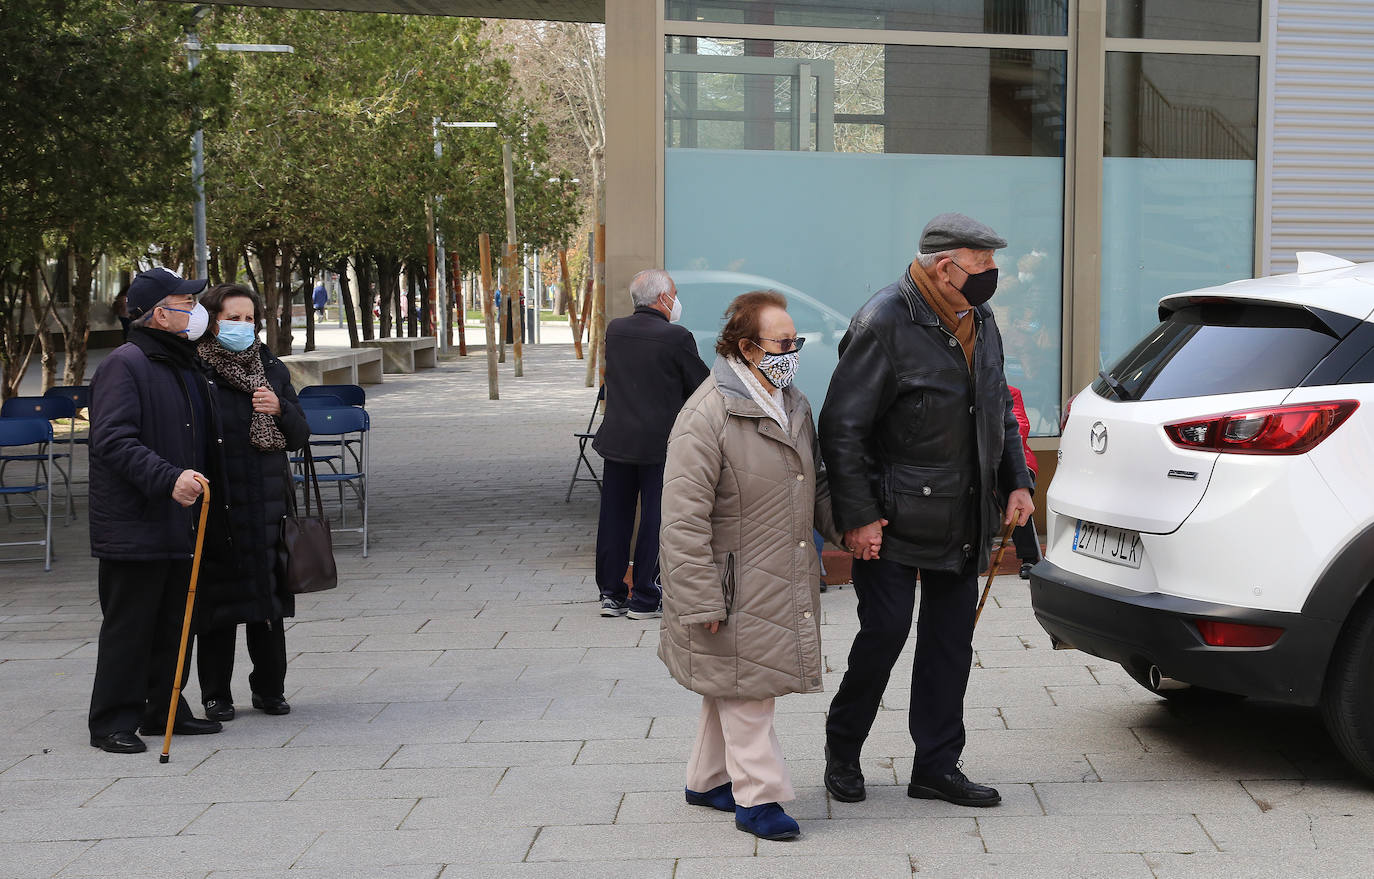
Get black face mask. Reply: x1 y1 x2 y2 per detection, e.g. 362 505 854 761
949 260 999 307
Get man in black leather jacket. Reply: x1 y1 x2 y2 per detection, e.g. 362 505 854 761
818 213 1034 808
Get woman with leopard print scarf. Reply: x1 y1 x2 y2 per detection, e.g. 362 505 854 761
194 284 310 721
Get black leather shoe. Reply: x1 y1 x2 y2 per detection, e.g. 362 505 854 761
252 693 291 715
90 731 146 754
139 717 223 736
824 744 865 802
908 769 1001 807
204 699 235 722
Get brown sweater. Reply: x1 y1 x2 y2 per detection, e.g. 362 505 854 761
909 259 975 370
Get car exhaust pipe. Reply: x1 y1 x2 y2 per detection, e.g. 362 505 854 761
1146 664 1187 692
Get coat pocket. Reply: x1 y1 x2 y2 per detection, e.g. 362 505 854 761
721 552 736 619
882 464 966 554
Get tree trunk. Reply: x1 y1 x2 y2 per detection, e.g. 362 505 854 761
336 257 360 348
407 262 421 338
376 255 393 339
219 247 239 286
448 252 464 355
276 244 295 356
26 263 57 392
303 266 317 353
356 254 375 341
259 243 280 354
561 250 582 360
392 261 406 338
63 252 94 387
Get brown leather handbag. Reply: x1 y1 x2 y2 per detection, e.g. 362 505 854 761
279 447 338 594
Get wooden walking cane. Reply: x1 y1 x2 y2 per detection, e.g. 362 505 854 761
974 518 1019 628
160 475 211 764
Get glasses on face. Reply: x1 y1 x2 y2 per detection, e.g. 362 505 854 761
754 336 805 354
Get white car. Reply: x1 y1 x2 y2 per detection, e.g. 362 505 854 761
1030 253 1374 778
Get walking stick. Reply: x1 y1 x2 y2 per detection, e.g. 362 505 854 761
160 475 210 764
974 518 1019 628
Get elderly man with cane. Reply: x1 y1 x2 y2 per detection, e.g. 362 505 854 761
87 267 224 754
818 213 1034 806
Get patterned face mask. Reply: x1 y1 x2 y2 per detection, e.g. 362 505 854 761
751 342 800 389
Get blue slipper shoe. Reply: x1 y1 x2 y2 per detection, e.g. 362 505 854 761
684 781 735 812
735 802 800 840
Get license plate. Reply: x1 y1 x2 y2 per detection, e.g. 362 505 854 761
1072 520 1143 569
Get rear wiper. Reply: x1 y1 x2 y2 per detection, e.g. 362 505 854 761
1098 369 1133 401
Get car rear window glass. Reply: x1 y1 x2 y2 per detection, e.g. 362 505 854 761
1096 302 1342 401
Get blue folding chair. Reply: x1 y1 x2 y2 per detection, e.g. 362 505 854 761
0 418 55 571
1 396 76 522
298 393 346 409
299 384 366 407
299 406 369 557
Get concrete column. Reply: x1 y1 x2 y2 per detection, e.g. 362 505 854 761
604 0 660 322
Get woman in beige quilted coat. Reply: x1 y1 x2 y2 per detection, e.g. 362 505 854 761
658 290 841 841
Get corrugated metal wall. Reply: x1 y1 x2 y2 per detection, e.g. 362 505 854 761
1268 1 1374 273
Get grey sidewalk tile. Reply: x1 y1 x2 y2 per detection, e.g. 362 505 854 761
386 741 581 769
210 868 441 879
998 702 1178 730
614 788 830 825
293 827 536 868
527 822 758 861
0 841 93 879
753 817 982 856
184 798 416 835
978 815 1215 853
85 772 313 807
289 649 443 669
283 719 479 748
575 737 697 765
470 718 651 742
0 804 201 842
442 860 675 879
1195 811 1318 852
189 744 399 776
58 830 313 875
1085 749 1303 782
1310 814 1374 849
1235 778 1374 816
1145 851 1374 879
910 853 1154 878
2 748 196 781
400 788 622 827
675 855 913 878
355 632 504 652
822 781 1042 819
496 762 686 795
893 751 1096 785
376 699 551 724
543 693 698 721
1035 780 1261 816
291 766 505 800
0 777 114 810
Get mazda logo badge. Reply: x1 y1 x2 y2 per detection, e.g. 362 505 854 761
1089 421 1108 454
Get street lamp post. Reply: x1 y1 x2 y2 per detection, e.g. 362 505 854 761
185 16 293 279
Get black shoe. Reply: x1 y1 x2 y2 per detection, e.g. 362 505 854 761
204 699 235 722
823 744 865 802
1019 561 1034 580
139 717 223 736
907 768 1001 807
252 693 291 715
819 577 828 594
90 731 146 754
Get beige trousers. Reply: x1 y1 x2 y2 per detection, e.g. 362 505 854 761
684 695 795 807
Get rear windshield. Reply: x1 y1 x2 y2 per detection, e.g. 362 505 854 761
1096 302 1342 402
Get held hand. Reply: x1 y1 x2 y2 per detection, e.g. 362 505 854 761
703 621 721 634
252 386 281 416
1004 487 1035 527
843 518 889 561
172 470 207 507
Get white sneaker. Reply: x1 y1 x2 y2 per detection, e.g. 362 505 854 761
625 605 662 620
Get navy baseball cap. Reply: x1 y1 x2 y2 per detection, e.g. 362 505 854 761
126 267 207 318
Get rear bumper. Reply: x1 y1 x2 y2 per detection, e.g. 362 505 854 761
1028 559 1340 705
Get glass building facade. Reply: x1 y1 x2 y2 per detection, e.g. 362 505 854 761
660 0 1264 436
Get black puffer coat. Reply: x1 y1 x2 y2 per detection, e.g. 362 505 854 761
197 344 310 630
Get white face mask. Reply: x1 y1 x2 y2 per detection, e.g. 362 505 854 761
164 302 210 341
668 294 683 323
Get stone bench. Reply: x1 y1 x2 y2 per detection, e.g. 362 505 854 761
280 348 383 388
359 336 438 374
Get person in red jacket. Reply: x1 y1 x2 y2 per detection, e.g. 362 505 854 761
1008 386 1041 578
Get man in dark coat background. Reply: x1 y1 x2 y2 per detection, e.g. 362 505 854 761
86 267 225 754
818 213 1035 807
593 269 709 620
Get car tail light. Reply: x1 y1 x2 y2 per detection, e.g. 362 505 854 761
1195 620 1285 647
1164 400 1358 455
1059 392 1078 432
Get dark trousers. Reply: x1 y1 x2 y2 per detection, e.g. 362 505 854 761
197 618 288 703
825 556 979 776
1012 516 1041 564
88 559 196 736
594 458 664 612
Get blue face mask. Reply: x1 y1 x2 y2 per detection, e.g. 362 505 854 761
216 320 256 352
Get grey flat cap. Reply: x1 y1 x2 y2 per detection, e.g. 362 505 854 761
919 212 1008 253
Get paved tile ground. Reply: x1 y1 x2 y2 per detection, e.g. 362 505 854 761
3 340 1373 878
